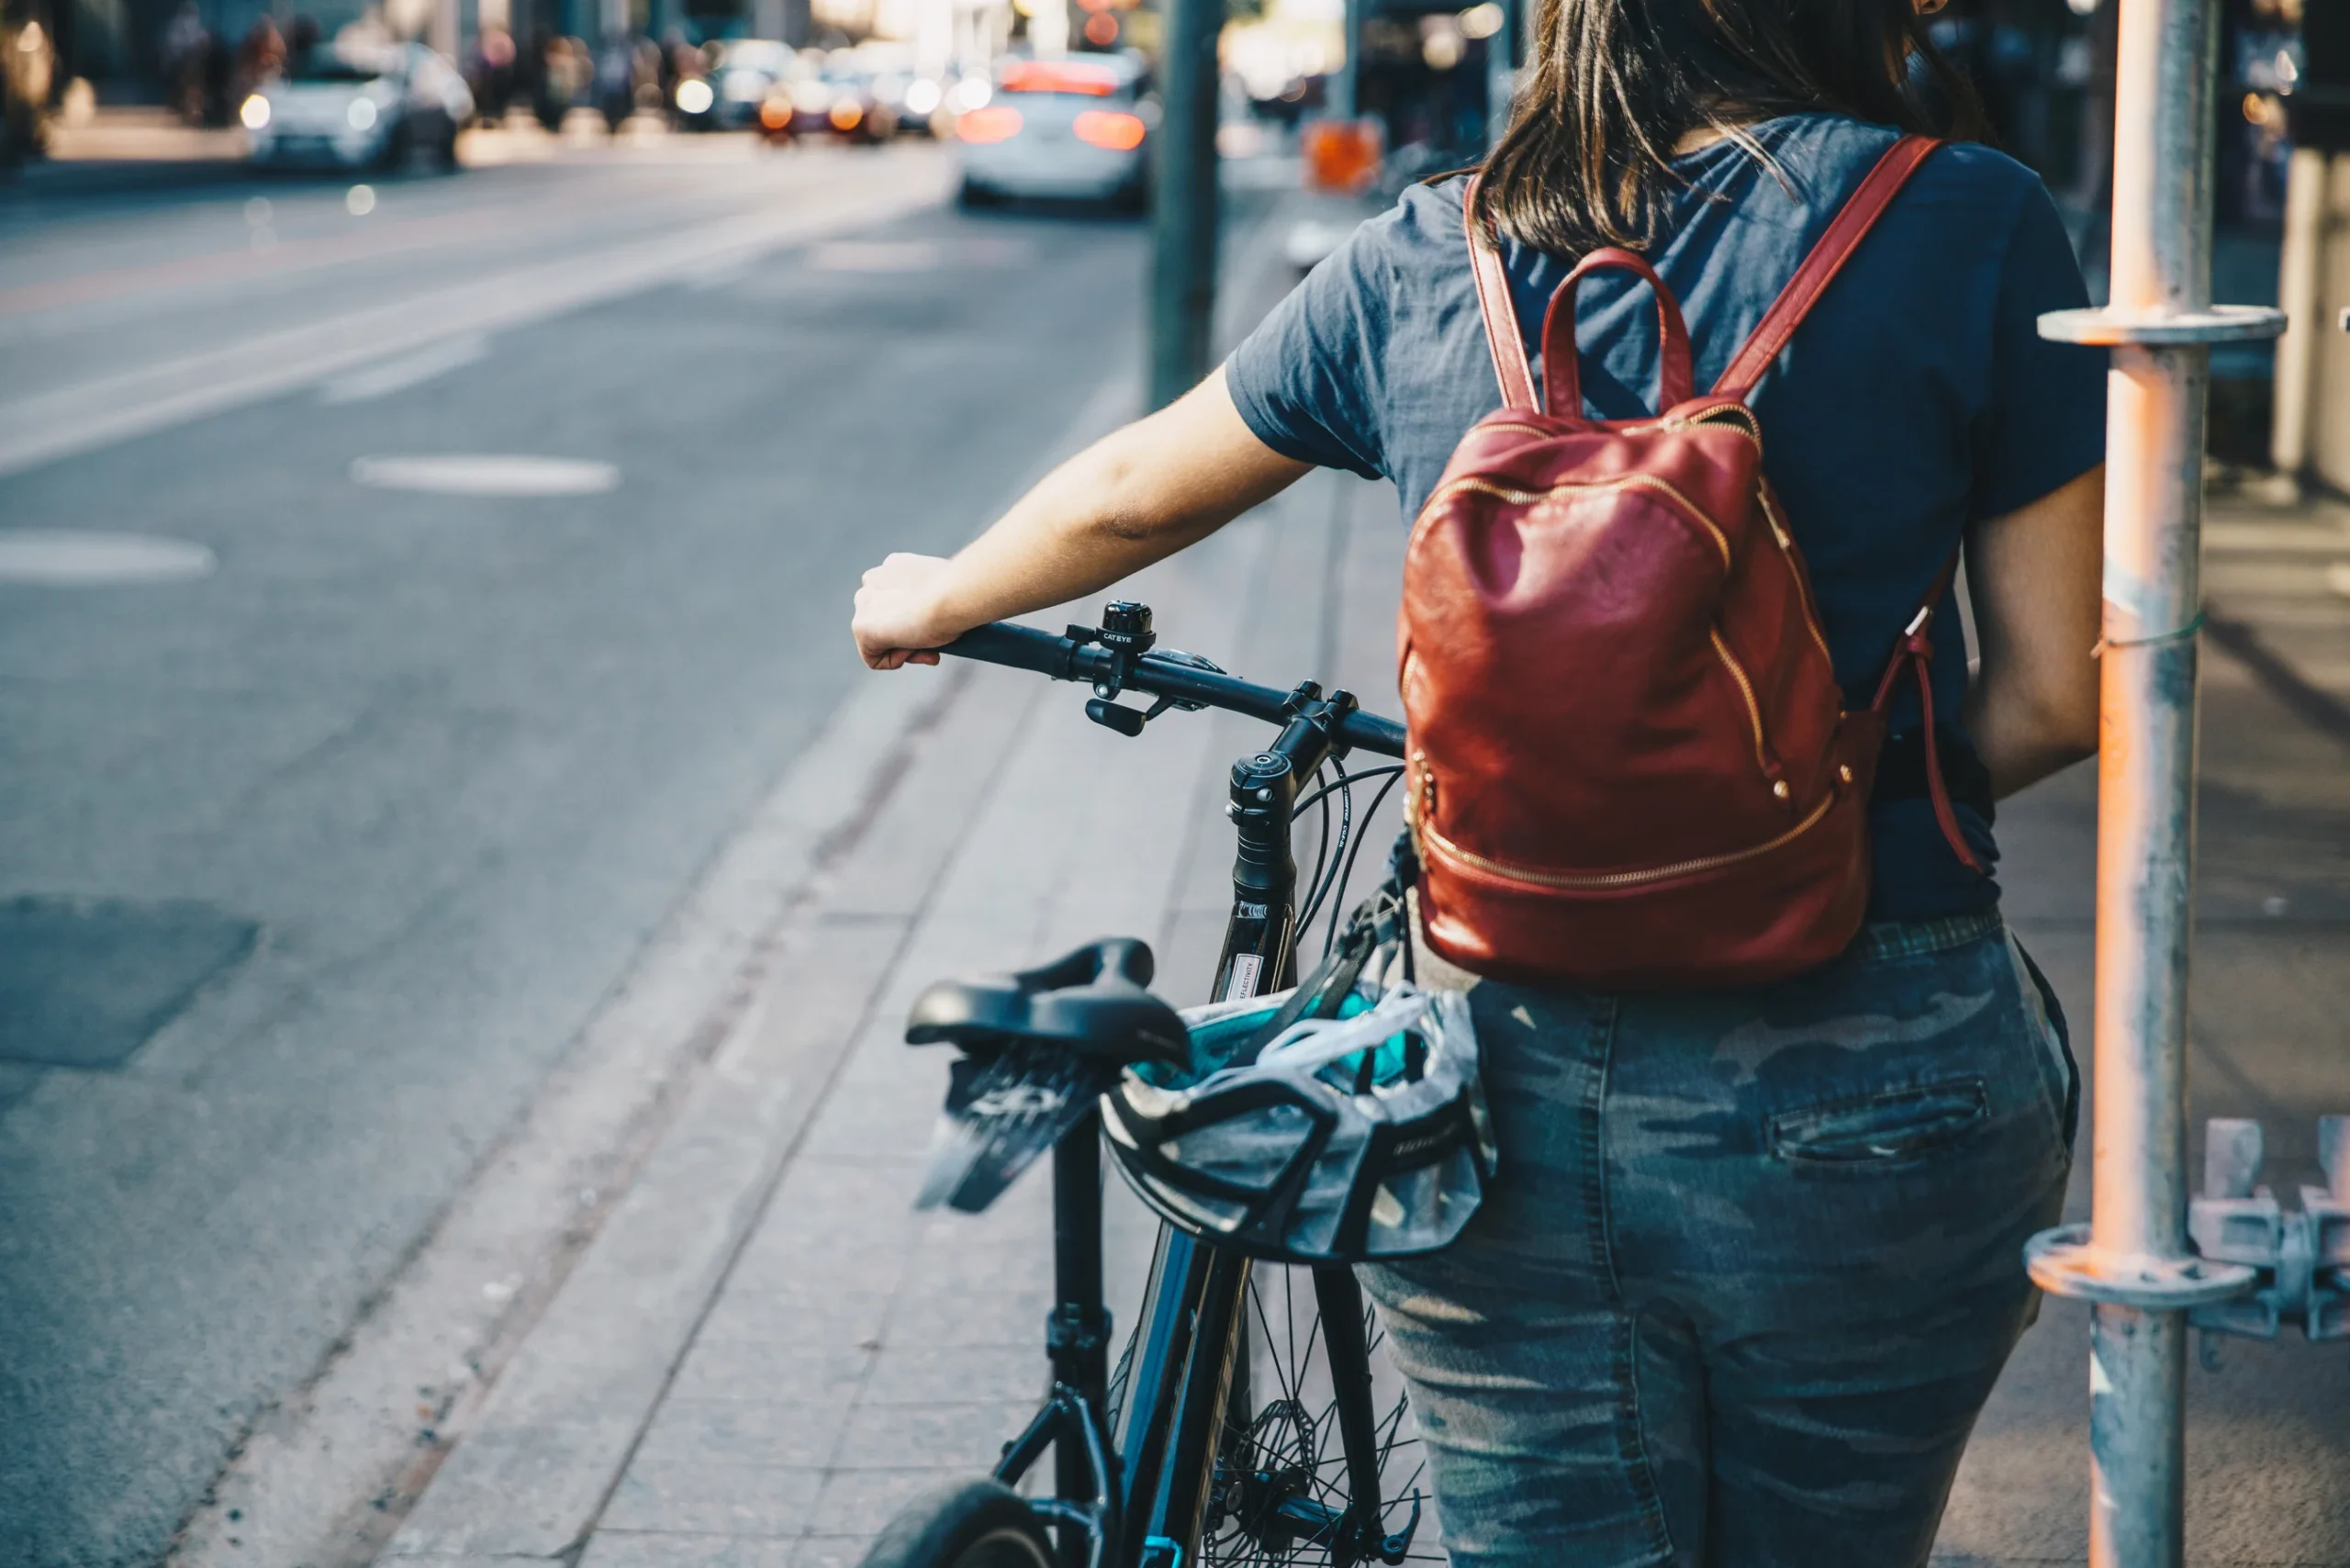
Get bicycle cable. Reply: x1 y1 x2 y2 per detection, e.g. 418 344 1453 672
1294 768 1354 939
1320 769 1406 958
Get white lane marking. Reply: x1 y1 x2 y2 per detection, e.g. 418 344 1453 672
0 154 949 479
2327 562 2350 599
350 454 620 496
319 334 490 405
0 530 217 585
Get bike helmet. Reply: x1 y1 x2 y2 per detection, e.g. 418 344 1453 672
1102 980 1495 1265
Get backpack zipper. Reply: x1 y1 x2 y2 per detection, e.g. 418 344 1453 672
1707 628 1774 778
1756 487 1835 666
1474 405 1764 442
1417 474 1731 568
1416 785 1838 891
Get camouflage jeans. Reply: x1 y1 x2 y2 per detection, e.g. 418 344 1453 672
1360 916 2076 1568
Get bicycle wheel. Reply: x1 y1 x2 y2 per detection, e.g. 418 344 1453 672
857 1479 1056 1568
1203 1265 1442 1567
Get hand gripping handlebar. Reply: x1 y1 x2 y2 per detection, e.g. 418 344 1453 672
940 605 1408 760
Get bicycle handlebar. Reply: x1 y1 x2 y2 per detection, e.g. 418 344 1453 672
941 620 1409 760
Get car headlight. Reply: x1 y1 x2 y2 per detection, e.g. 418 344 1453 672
901 78 940 116
346 96 378 130
675 77 713 114
240 94 271 129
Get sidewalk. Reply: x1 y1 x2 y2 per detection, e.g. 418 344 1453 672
379 465 1414 1568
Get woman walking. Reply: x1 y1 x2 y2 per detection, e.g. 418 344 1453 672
851 1 2105 1561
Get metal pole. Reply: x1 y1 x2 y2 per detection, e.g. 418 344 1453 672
1147 0 1219 409
2022 0 2281 1560
1331 0 1359 118
1483 0 1513 151
2086 1 2218 1556
2268 148 2328 482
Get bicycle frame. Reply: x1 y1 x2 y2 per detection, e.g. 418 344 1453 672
978 622 1408 1568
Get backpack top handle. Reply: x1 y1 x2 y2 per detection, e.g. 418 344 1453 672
1540 247 1696 420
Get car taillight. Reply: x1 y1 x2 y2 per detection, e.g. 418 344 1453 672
1072 110 1146 151
956 106 1023 143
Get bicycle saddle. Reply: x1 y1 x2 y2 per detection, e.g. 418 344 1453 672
905 938 1189 1070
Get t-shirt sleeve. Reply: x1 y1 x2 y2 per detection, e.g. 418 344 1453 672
1970 182 2108 521
1223 214 1395 480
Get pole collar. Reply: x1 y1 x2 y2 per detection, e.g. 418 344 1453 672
2039 305 2287 346
2025 1222 2261 1309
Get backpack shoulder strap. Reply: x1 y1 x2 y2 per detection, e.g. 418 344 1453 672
1711 135 1941 402
1462 176 1540 411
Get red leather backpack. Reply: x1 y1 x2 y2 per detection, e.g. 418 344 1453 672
1400 135 1982 991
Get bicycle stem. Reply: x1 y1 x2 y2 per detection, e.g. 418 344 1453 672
1213 685 1361 1004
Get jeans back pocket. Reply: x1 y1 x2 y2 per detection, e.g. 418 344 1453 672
1769 1078 1990 1168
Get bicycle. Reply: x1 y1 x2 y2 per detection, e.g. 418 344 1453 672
858 600 1444 1568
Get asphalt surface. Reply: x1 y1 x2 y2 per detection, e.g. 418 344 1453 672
0 137 1155 1568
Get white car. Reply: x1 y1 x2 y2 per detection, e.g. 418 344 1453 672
242 41 473 172
953 56 1152 211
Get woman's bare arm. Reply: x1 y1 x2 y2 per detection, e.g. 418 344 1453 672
1964 465 2105 798
852 367 1314 669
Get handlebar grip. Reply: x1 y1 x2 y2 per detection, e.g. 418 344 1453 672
937 622 1089 679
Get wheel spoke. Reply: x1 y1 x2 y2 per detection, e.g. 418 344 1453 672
1202 1271 1427 1566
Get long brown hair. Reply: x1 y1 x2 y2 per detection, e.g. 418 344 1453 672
1473 0 1984 256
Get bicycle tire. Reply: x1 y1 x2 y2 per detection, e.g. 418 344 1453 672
857 1479 1056 1568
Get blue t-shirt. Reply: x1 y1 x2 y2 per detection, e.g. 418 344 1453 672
1225 113 2106 923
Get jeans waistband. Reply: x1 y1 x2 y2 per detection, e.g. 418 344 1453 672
1850 911 2004 961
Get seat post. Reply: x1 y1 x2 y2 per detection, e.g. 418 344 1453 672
1049 1109 1111 1563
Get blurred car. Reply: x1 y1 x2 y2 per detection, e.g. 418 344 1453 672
758 64 897 144
242 40 471 171
952 57 1151 210
674 38 793 131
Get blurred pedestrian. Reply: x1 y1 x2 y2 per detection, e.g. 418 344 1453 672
531 29 578 130
234 16 285 103
467 21 517 121
852 0 2111 1560
161 1 211 123
592 31 633 130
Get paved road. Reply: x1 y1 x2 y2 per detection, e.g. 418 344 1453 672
0 137 1155 1568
